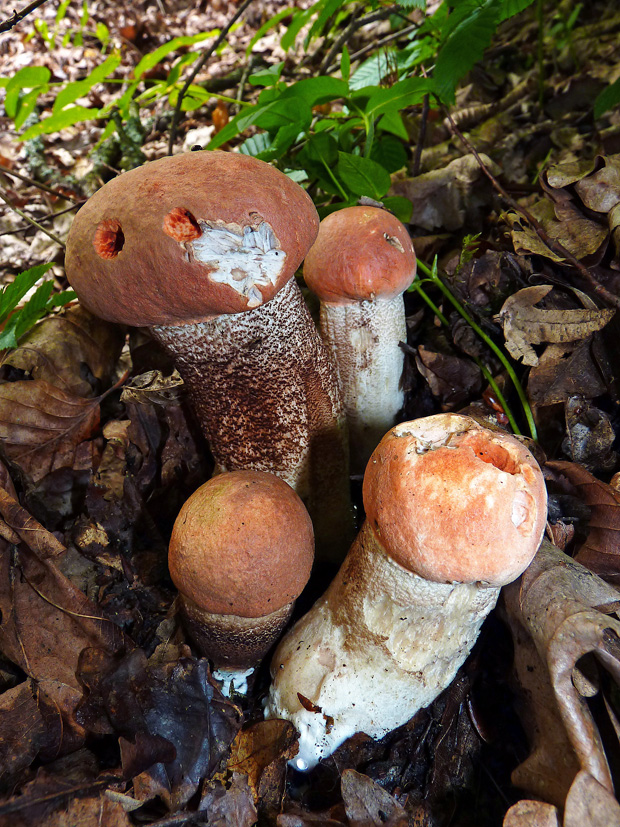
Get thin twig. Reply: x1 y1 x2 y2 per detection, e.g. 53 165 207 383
325 22 418 75
442 108 620 310
167 0 255 155
0 189 65 246
0 202 81 237
320 4 402 75
412 93 430 177
0 0 49 33
0 166 82 203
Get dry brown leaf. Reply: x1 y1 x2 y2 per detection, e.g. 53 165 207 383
496 286 614 366
502 800 560 826
1 305 125 398
227 719 298 802
415 346 481 407
0 379 100 483
341 770 409 827
573 155 620 215
200 773 258 827
503 541 620 803
546 460 620 582
527 341 608 407
563 770 620 827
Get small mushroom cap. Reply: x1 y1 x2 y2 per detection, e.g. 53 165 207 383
363 414 547 586
65 151 319 327
168 470 314 618
303 205 416 305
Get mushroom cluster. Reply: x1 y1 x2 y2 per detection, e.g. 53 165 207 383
168 470 314 695
65 151 353 561
266 414 547 769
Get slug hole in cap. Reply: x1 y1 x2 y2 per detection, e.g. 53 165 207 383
93 219 124 259
163 207 201 242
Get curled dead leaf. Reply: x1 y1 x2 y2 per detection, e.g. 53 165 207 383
496 285 614 366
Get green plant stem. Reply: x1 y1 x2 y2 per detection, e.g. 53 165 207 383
473 356 521 436
414 260 537 441
409 280 449 326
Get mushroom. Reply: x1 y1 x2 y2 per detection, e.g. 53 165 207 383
65 151 353 561
303 205 417 473
265 413 547 769
168 469 314 695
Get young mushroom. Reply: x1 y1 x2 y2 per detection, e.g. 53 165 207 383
303 205 417 473
65 151 353 562
168 470 314 695
266 413 547 769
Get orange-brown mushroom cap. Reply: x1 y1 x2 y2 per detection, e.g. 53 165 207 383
65 152 319 327
363 415 547 586
168 470 314 618
303 205 416 305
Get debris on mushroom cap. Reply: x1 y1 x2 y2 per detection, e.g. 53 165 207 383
65 151 319 327
363 414 548 586
168 470 314 619
303 205 416 305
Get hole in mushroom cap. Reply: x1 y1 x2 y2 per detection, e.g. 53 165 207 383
93 219 124 259
450 432 520 474
162 207 201 242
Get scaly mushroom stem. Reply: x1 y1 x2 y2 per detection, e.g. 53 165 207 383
267 520 499 769
152 279 353 562
319 294 407 474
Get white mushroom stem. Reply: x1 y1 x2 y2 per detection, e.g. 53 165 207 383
319 294 407 474
266 520 499 770
151 278 353 562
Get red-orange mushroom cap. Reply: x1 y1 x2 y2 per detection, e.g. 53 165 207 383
363 415 547 586
303 205 416 305
65 151 319 327
168 470 314 619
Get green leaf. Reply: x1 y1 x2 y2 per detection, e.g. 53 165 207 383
21 105 98 139
300 132 339 166
248 62 285 87
397 0 426 6
0 281 55 349
498 0 536 21
364 77 433 118
14 88 43 129
306 0 346 43
53 52 120 113
0 264 53 321
378 110 409 140
594 77 620 119
281 5 315 51
278 76 349 107
4 65 50 119
134 31 219 79
434 0 501 104
381 196 413 223
340 44 350 82
246 8 293 55
336 152 392 198
370 135 408 173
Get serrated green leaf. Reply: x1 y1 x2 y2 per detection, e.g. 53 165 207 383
134 30 219 79
239 132 274 157
397 0 426 7
279 76 349 107
336 152 392 198
0 263 53 321
0 281 55 349
378 109 409 140
434 1 500 104
300 132 339 166
47 290 76 309
594 77 620 119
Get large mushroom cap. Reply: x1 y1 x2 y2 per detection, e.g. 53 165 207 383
363 414 547 586
168 470 314 618
65 152 319 326
303 205 416 304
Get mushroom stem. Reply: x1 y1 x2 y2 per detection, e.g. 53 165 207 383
152 279 353 562
266 521 500 769
319 294 407 474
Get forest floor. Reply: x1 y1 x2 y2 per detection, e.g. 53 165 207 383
0 1 620 826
